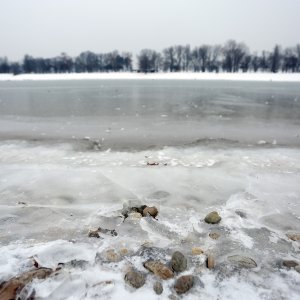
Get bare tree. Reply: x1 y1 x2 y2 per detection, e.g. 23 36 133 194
222 40 249 72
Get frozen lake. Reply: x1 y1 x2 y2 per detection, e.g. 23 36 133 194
0 80 299 299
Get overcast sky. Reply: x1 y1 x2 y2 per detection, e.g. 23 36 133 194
0 0 299 60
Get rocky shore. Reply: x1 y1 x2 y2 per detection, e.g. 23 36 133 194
1 205 299 299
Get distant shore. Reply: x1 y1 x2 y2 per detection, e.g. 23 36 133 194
1 72 300 82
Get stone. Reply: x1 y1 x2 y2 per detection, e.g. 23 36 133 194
171 251 187 272
174 275 194 294
0 268 53 300
128 212 143 221
204 211 221 224
105 249 121 262
235 210 247 218
143 206 159 218
209 232 220 240
191 247 204 255
228 255 257 268
206 254 215 269
119 248 129 256
286 233 300 241
98 227 118 236
124 271 145 289
282 260 298 268
144 260 174 280
153 281 163 295
295 265 300 273
88 229 100 238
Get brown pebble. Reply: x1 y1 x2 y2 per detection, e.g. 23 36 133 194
143 206 158 218
286 233 300 241
144 260 174 280
206 254 215 269
282 260 299 268
191 247 204 255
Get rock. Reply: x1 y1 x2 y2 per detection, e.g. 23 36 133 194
191 247 204 255
282 260 298 268
119 248 129 256
206 254 215 269
147 161 159 166
143 206 159 218
209 232 220 240
295 265 300 273
128 212 143 221
204 211 221 224
0 268 53 300
171 251 187 272
105 249 121 262
286 233 300 241
228 255 257 268
235 210 247 218
88 229 100 238
144 260 174 280
124 271 145 289
98 227 118 236
174 275 194 294
153 281 163 295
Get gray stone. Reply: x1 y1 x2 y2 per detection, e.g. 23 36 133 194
153 281 163 295
171 251 187 273
174 275 194 294
124 271 145 289
228 255 257 268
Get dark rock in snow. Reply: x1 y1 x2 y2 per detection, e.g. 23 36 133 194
153 281 163 295
174 275 194 294
171 251 187 272
282 260 298 268
124 270 145 288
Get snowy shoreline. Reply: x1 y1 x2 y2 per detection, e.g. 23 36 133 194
1 72 300 82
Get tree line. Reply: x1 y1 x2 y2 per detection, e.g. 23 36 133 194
1 40 300 74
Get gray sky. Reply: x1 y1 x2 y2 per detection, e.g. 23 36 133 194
0 0 299 60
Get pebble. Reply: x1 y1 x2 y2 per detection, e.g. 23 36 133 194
144 260 174 280
209 232 220 240
204 211 221 224
282 260 299 268
191 247 204 255
286 233 300 241
105 249 121 262
0 268 53 299
228 255 257 268
153 281 163 295
143 206 159 218
171 251 187 272
124 270 145 289
88 229 100 238
174 275 194 294
206 254 215 269
128 212 143 221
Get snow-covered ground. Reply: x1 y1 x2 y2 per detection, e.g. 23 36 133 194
1 72 300 81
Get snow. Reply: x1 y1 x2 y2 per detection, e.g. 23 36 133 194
1 72 300 81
